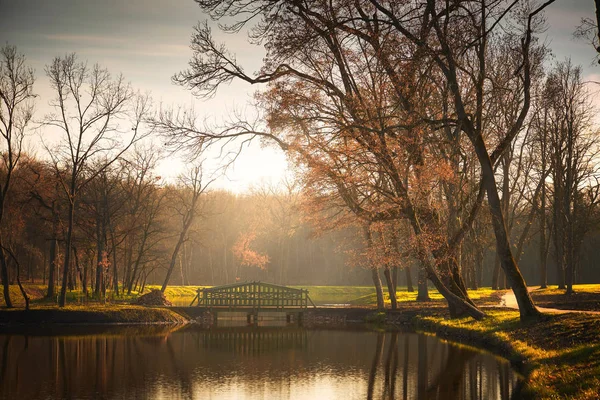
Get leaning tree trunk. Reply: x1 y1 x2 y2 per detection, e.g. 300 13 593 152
7 249 30 311
479 152 540 319
383 267 398 310
162 232 187 292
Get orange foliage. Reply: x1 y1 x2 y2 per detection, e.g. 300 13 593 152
231 231 270 270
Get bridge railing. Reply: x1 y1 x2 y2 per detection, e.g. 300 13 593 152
190 282 315 309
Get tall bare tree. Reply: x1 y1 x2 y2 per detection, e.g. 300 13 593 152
44 54 151 307
544 60 599 294
0 45 35 308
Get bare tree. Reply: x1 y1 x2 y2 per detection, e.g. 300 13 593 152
43 54 151 307
0 45 35 308
120 146 167 294
544 60 599 294
161 164 212 292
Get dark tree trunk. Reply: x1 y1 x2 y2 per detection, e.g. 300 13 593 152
82 254 89 296
539 137 548 288
371 268 385 311
405 266 414 292
480 154 539 318
127 235 148 295
58 200 75 307
492 256 500 290
383 267 397 310
0 237 12 308
416 265 429 302
14 255 29 310
162 238 185 293
95 205 106 297
111 239 119 296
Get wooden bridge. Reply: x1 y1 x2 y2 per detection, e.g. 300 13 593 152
189 281 316 309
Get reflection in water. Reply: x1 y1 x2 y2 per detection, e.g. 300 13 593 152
0 327 520 399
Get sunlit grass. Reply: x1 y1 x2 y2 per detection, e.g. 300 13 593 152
2 283 502 307
0 302 188 323
533 284 600 295
348 286 498 307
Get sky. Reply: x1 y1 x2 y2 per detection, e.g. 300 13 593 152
0 0 598 192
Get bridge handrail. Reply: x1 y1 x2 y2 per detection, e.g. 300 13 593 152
190 281 315 309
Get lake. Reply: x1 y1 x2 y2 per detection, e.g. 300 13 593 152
0 325 520 399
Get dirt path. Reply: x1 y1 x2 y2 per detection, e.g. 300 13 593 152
500 286 600 315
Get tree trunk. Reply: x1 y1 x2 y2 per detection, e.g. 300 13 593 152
13 252 29 310
111 238 119 296
383 267 397 310
416 265 430 302
58 199 75 307
95 205 106 297
492 256 500 290
405 266 414 292
539 141 548 288
392 265 398 292
0 237 12 308
46 236 58 299
124 238 133 293
479 150 539 319
371 268 385 310
162 235 185 292
82 254 89 296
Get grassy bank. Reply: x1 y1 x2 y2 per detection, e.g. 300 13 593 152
0 304 188 324
415 309 600 399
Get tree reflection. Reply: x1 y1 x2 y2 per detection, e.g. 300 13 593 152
367 332 518 399
0 329 518 399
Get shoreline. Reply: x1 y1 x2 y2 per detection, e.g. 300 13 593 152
0 305 188 325
2 303 599 398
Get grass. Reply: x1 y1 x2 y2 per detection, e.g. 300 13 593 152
0 303 188 324
0 282 505 309
292 285 375 305
4 282 599 310
143 285 206 298
347 286 499 307
416 309 600 399
530 284 600 312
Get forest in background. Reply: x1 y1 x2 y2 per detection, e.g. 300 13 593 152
2 0 600 321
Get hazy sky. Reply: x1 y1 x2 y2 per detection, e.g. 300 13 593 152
0 0 597 191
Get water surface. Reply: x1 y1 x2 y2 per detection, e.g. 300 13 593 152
0 325 520 399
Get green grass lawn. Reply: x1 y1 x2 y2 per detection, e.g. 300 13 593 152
346 286 498 307
3 283 600 310
533 284 600 295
